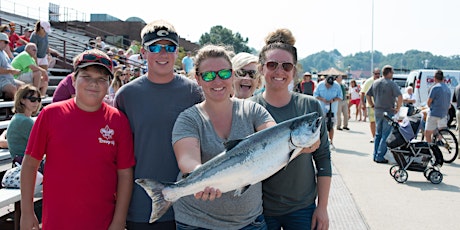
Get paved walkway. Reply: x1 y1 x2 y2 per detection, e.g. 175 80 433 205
327 118 460 229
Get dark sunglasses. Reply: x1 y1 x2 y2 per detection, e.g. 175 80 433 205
265 61 294 72
76 54 113 71
145 44 177 53
235 69 257 79
24 96 41 103
199 69 233 82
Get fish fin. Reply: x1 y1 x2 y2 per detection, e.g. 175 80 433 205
224 139 243 151
135 178 173 223
234 185 251 197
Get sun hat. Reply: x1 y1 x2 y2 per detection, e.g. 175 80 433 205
326 76 335 85
0 33 9 43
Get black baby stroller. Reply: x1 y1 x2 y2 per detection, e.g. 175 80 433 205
384 112 444 184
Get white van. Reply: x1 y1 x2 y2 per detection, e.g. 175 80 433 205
406 69 459 125
405 69 460 107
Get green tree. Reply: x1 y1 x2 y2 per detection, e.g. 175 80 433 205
199 26 251 54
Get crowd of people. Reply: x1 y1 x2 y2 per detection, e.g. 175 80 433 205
0 16 452 230
0 20 62 100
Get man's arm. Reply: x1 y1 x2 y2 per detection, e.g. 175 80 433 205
28 64 49 81
426 98 433 108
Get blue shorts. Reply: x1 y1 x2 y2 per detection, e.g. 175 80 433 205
265 203 316 230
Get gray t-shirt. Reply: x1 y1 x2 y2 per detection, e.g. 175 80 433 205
171 98 274 229
428 82 451 118
250 93 332 216
366 78 402 118
30 32 48 58
114 75 203 223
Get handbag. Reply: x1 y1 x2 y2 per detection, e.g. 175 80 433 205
1 162 43 189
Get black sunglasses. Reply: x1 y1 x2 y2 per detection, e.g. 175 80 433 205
24 96 41 103
235 69 257 79
265 61 294 72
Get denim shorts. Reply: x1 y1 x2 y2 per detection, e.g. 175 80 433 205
176 214 267 230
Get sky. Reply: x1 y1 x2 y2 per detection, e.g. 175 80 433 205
3 0 460 59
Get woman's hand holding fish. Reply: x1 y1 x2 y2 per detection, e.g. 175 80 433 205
302 139 321 153
194 186 222 201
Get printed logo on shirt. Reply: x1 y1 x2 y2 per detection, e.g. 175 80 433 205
99 125 115 146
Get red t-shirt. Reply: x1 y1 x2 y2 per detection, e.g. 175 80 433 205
16 34 30 47
25 99 135 229
8 32 20 49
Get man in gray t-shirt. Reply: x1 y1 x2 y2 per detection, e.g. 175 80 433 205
114 20 203 229
366 65 402 163
425 70 451 142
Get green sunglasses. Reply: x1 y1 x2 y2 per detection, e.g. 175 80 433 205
199 69 233 82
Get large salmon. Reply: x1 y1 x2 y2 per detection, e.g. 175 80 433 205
136 112 322 223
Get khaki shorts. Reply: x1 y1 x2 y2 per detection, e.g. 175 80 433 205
367 107 375 122
425 115 447 131
17 72 33 83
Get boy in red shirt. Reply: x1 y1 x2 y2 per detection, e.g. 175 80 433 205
20 49 135 230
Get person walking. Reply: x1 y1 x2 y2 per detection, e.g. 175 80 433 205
314 75 343 149
366 65 402 163
335 75 349 130
360 68 381 142
20 49 135 230
114 19 204 230
348 79 362 121
250 28 331 230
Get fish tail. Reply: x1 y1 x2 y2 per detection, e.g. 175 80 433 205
135 178 173 223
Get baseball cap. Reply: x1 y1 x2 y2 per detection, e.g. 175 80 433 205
326 76 334 85
73 49 113 78
26 27 34 32
40 21 52 34
304 72 312 76
142 28 179 47
0 33 9 43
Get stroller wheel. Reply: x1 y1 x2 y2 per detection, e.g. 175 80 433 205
389 165 399 177
424 168 434 180
428 170 443 184
394 169 408 183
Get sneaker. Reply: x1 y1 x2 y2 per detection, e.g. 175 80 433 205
374 159 389 164
343 127 350 130
337 127 343 131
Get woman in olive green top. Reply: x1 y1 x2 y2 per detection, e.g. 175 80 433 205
7 84 42 163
